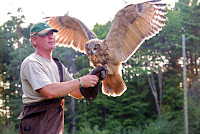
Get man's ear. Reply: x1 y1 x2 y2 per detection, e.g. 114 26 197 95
30 37 37 48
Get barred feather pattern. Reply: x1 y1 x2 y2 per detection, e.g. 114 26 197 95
104 1 167 63
45 16 97 53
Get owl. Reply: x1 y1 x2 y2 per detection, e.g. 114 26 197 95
45 0 167 97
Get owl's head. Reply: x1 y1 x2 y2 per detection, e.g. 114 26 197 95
85 39 103 56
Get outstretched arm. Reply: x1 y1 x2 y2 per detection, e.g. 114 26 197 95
38 75 99 99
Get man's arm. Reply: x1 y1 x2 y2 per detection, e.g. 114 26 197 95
38 75 99 99
70 88 83 99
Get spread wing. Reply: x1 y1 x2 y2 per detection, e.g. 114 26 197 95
45 15 97 53
105 0 167 63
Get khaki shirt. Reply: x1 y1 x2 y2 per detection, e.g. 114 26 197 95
20 53 73 104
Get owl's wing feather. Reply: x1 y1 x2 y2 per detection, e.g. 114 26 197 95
105 0 167 63
45 15 97 53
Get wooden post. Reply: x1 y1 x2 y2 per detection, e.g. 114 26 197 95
182 34 188 134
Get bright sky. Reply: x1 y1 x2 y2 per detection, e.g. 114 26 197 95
1 0 178 30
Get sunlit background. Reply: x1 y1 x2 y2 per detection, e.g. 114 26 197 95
1 0 178 29
1 0 199 133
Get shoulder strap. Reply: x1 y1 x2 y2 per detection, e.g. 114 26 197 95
53 58 63 82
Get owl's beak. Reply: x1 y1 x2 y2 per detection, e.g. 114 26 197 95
90 51 94 55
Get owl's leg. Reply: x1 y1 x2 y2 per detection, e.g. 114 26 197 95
106 65 113 74
96 63 103 67
95 63 113 74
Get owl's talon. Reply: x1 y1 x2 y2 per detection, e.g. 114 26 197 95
96 63 103 67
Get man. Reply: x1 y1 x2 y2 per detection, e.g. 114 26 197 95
18 22 106 134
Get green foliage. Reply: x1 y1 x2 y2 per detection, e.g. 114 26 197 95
1 122 18 134
64 116 184 134
73 123 109 134
1 1 200 134
160 71 184 119
93 21 112 39
143 117 183 134
188 80 200 133
187 97 200 133
0 9 29 130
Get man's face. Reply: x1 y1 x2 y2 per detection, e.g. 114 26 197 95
32 31 56 52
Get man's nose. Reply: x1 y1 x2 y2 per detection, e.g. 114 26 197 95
48 34 55 39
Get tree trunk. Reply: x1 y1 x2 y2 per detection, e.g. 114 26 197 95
70 97 76 132
147 72 161 116
68 55 77 133
158 69 162 114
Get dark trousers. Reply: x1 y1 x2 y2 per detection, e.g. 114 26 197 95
18 98 65 134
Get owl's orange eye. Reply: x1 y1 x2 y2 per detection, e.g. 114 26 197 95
93 48 97 50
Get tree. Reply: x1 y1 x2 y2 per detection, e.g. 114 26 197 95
0 8 35 130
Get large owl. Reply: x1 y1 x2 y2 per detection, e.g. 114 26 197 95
46 0 167 97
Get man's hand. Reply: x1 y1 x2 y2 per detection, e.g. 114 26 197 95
79 75 99 88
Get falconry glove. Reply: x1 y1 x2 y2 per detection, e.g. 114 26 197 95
80 66 107 100
89 66 107 80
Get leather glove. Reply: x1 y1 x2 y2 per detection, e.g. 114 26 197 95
89 66 107 80
80 66 107 100
80 81 100 100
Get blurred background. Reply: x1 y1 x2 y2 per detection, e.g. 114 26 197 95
0 0 199 133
